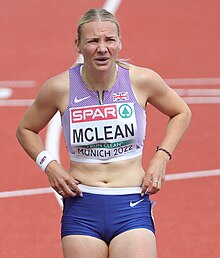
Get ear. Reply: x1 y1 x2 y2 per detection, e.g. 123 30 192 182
118 37 122 51
74 36 81 53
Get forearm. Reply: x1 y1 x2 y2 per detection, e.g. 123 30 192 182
158 108 192 154
16 126 83 197
16 127 45 161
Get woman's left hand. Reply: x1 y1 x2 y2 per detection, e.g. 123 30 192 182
141 152 169 195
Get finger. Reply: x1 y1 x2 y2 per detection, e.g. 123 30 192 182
61 183 79 197
58 189 64 195
153 178 162 192
55 186 73 197
51 184 63 195
147 179 161 194
157 179 162 190
51 179 72 197
141 183 149 196
62 190 78 198
73 179 80 184
141 174 152 196
57 176 82 197
69 182 83 197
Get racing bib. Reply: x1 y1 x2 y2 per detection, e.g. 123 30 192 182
69 103 137 160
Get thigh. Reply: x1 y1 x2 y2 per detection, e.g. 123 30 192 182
62 235 108 258
109 229 157 258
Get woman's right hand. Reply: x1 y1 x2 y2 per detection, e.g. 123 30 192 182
45 161 83 198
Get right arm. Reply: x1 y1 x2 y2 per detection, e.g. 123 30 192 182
16 74 82 197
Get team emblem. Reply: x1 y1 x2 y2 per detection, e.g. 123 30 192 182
113 92 129 102
119 104 133 118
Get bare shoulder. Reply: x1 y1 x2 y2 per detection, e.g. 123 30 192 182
35 70 69 113
41 70 69 96
129 64 190 116
128 64 168 107
130 64 166 90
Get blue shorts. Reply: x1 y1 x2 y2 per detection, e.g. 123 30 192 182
61 184 155 245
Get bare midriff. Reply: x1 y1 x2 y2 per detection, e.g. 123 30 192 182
68 155 145 187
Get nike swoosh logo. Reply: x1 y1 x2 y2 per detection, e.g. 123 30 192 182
130 198 145 208
74 96 91 103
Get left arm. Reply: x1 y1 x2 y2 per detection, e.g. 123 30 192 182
131 66 192 195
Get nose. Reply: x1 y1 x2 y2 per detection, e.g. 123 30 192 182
97 42 108 53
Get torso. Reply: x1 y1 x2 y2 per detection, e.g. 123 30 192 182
57 63 150 187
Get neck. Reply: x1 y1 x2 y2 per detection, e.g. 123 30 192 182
81 64 118 91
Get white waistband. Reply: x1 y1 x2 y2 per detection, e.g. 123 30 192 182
78 184 142 195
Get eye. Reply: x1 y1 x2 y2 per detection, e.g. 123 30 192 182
107 38 116 42
87 39 98 43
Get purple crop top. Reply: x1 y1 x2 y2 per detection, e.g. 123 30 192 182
61 63 146 163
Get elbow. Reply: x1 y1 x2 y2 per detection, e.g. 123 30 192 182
16 124 23 143
182 105 192 129
16 123 28 144
186 105 192 123
171 105 192 128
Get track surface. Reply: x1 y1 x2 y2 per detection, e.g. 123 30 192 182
0 0 220 257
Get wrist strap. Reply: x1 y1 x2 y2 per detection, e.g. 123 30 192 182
36 150 57 172
156 146 172 160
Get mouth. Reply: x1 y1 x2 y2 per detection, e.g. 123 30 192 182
94 57 109 64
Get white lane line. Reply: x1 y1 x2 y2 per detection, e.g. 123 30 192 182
0 80 36 88
182 96 220 104
45 112 63 207
166 169 220 181
0 81 36 99
0 99 34 106
0 88 13 99
0 187 53 198
103 0 122 13
1 78 220 89
175 89 220 96
166 78 220 86
0 169 219 198
45 112 62 162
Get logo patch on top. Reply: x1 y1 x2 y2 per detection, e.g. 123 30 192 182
119 104 133 118
113 92 129 102
71 105 117 123
74 96 91 103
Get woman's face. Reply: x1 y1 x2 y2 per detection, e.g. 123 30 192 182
76 21 121 71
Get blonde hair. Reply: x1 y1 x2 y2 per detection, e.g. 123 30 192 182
77 8 120 42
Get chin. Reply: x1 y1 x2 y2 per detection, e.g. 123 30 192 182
94 61 115 71
94 63 110 71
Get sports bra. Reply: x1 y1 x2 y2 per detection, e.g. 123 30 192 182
61 63 146 163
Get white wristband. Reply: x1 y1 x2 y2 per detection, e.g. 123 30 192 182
36 150 57 172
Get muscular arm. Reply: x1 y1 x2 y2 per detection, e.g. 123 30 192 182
16 78 60 159
131 66 192 194
146 69 192 153
16 72 82 197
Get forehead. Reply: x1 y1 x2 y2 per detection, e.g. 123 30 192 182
80 21 119 38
